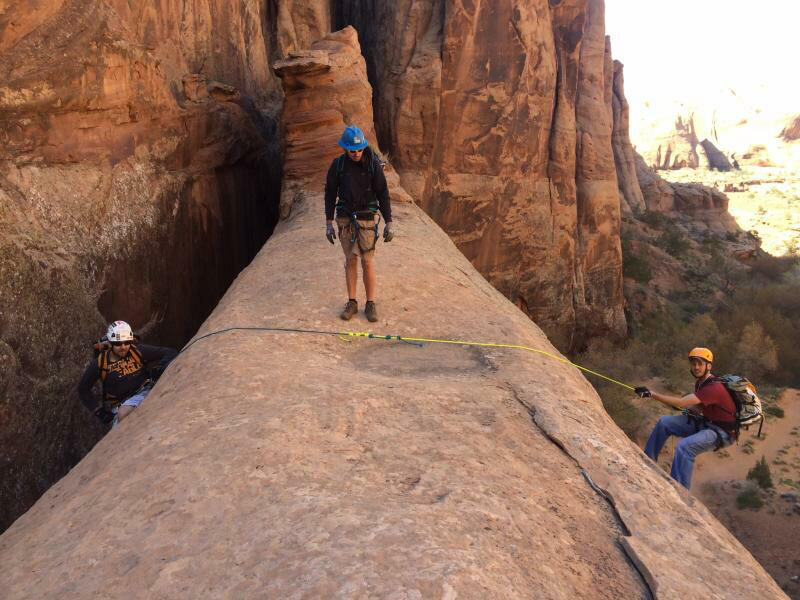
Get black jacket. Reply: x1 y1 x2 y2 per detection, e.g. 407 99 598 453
324 148 392 222
78 344 176 411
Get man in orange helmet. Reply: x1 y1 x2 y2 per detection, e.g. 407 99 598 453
635 347 736 489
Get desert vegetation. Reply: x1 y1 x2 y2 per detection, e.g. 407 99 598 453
582 208 800 443
661 166 800 257
736 486 764 510
747 456 774 490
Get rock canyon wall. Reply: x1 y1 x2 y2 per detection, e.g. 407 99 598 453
0 0 750 550
335 0 626 350
0 29 787 598
0 0 328 531
609 61 737 230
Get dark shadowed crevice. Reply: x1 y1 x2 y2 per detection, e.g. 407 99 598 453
1 80 283 537
97 103 281 349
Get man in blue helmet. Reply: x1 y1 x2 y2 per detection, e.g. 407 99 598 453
324 125 393 322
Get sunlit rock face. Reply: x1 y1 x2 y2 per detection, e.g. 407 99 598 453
0 0 338 532
612 60 645 214
0 27 787 599
334 0 625 350
781 114 800 142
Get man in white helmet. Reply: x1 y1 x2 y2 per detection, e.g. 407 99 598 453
78 321 176 426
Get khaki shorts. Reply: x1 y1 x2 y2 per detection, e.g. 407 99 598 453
337 216 378 261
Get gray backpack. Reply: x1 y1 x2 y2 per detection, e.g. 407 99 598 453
715 375 764 436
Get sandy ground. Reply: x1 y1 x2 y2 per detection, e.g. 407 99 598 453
695 390 800 598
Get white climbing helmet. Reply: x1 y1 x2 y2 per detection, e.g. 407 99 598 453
107 320 134 343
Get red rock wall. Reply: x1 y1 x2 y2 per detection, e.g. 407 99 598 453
335 0 625 350
612 60 645 214
0 0 329 532
273 27 413 221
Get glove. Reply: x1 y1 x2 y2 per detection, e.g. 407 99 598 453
383 222 394 243
634 386 651 398
94 407 114 425
326 223 336 244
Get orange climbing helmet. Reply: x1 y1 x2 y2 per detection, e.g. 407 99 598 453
688 347 714 364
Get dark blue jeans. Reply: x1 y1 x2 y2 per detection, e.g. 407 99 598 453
644 415 731 489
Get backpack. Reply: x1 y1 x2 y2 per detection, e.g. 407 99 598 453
714 374 764 437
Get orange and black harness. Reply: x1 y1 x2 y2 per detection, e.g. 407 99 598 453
96 347 149 409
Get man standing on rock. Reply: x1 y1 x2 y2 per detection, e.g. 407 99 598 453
79 320 176 427
635 347 736 489
325 125 393 322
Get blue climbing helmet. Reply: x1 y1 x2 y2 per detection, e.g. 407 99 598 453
338 125 369 151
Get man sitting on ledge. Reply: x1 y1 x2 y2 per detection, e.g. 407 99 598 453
635 347 736 489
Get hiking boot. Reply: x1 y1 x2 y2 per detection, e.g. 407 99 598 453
340 300 358 321
364 301 378 323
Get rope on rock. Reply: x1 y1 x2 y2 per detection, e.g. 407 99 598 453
180 326 635 391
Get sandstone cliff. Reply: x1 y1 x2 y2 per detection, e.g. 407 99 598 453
0 0 760 566
612 60 646 214
0 0 331 531
0 31 786 594
336 0 626 350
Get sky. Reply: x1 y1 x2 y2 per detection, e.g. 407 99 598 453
604 0 799 111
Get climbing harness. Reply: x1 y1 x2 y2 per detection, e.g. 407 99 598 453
179 327 635 391
349 212 381 253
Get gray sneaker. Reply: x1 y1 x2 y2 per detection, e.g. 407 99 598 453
364 301 378 323
340 300 358 321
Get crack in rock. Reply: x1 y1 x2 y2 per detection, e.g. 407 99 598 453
509 385 655 600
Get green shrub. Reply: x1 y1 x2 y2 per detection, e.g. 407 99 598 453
736 487 763 510
764 405 785 418
655 228 688 257
621 239 653 283
749 254 799 282
579 249 800 438
640 211 670 229
597 386 644 440
721 280 800 385
623 253 653 283
746 456 773 489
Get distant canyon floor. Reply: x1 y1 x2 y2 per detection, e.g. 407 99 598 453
659 166 800 256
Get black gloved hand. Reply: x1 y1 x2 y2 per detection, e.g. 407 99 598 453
326 223 336 244
634 386 651 398
383 222 394 243
94 407 115 424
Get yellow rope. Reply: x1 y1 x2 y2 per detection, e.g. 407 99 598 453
342 331 635 391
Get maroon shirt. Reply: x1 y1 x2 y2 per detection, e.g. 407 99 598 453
695 378 736 424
